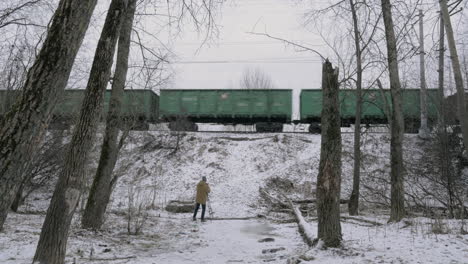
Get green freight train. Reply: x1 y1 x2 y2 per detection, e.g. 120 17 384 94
0 89 159 129
54 89 159 121
159 89 292 132
300 89 440 133
0 88 447 133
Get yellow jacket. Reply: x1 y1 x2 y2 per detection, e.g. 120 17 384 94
195 181 210 204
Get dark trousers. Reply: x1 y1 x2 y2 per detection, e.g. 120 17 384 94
193 203 206 220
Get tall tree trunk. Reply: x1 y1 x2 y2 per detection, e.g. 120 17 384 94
10 181 25 212
0 0 98 230
464 57 468 91
381 0 406 222
82 0 137 230
438 14 445 126
439 0 468 157
348 0 363 216
418 9 429 139
437 14 454 218
33 1 128 263
317 60 342 248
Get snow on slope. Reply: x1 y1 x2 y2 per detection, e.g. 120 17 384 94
109 131 398 218
111 132 322 218
1 131 468 264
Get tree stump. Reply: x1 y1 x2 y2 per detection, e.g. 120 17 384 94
316 60 342 247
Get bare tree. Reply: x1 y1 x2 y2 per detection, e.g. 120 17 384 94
33 0 128 263
436 12 453 217
0 41 32 110
81 0 223 230
418 9 430 138
381 0 406 222
348 0 363 216
0 0 45 30
439 0 468 157
239 67 275 89
300 0 383 216
10 130 66 212
81 0 137 230
316 60 342 248
0 0 98 230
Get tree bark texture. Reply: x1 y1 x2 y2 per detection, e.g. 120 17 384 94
438 14 445 126
348 0 362 216
317 60 342 248
10 180 25 212
0 0 98 230
381 0 406 222
82 0 137 230
33 1 128 263
439 0 468 156
418 9 429 138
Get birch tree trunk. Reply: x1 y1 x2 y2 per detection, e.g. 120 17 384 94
348 0 363 216
439 0 468 156
33 1 128 263
82 0 137 230
381 0 406 222
0 0 97 231
317 60 342 247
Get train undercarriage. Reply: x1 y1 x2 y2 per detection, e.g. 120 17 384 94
46 115 439 134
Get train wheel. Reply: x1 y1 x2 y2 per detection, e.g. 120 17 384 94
404 120 419 134
169 120 198 131
256 122 283 132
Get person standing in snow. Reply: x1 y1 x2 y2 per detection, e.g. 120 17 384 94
193 176 211 221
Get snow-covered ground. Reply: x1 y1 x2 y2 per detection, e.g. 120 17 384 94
294 215 468 264
1 131 467 263
112 132 322 218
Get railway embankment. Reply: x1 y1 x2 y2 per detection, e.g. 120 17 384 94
3 131 467 264
106 131 461 218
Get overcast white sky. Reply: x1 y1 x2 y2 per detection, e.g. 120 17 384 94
169 0 326 90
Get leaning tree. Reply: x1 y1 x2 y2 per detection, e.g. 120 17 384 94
33 0 128 263
0 0 98 230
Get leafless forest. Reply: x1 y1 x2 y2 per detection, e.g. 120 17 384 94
0 0 467 263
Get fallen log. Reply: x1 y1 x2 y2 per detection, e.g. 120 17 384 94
80 256 136 261
259 188 289 209
293 199 349 204
288 200 315 247
341 216 383 226
165 200 194 213
206 217 260 221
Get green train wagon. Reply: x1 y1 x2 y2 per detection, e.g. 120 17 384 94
54 89 159 122
300 89 439 131
160 89 292 129
0 89 159 129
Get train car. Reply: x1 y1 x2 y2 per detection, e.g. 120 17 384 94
0 89 159 130
56 89 159 129
159 89 292 132
300 89 440 133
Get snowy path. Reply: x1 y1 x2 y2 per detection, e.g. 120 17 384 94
2 212 468 264
0 213 302 264
133 219 303 264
